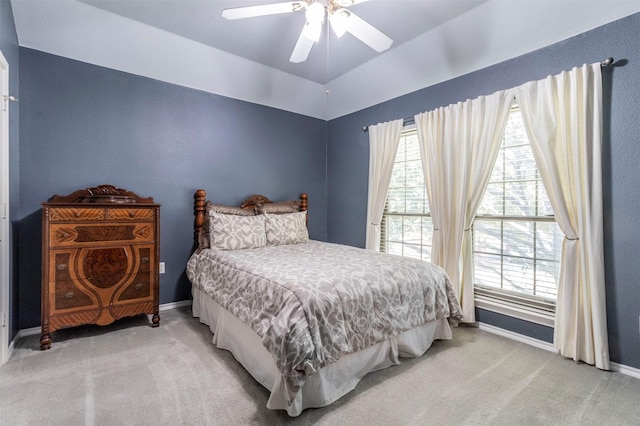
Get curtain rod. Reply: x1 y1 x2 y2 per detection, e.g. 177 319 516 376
362 57 614 132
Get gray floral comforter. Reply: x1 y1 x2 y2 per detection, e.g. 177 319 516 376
186 240 462 403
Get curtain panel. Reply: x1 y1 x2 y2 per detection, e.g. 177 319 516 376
365 119 403 251
514 63 609 370
414 91 513 322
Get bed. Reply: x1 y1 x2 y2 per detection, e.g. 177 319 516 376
186 189 463 416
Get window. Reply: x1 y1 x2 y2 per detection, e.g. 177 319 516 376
473 105 562 325
379 110 561 326
380 129 432 261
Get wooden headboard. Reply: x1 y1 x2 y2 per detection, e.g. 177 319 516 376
193 189 308 248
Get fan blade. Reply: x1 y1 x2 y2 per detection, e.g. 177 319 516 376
345 11 392 52
222 1 305 20
290 24 315 63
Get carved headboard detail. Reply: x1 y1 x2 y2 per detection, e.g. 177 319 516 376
240 194 273 209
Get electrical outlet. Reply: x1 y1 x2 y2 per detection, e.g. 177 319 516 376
159 262 165 274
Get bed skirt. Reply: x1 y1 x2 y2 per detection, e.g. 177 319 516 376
192 286 452 416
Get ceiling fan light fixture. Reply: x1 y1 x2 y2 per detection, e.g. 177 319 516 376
301 1 325 42
305 2 325 24
334 0 355 7
329 8 351 37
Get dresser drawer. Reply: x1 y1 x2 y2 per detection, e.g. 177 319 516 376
49 207 105 222
51 246 154 283
49 274 153 315
115 271 153 303
50 223 155 247
49 279 99 313
107 208 156 221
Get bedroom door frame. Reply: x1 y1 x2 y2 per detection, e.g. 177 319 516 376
0 49 10 366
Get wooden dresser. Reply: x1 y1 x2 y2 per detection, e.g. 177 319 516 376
40 185 160 350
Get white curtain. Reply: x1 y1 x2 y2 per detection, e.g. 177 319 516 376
415 91 513 322
365 119 403 250
514 63 609 369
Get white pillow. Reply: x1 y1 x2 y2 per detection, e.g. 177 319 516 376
264 211 309 246
209 211 266 250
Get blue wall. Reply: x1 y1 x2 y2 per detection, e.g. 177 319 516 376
0 0 20 340
17 49 327 329
327 13 640 369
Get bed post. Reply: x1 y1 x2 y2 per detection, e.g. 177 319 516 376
194 189 207 249
300 193 308 224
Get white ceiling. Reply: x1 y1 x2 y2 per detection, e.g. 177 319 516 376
80 0 490 85
10 0 640 120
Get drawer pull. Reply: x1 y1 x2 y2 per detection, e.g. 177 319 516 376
64 291 74 299
63 232 70 238
75 212 81 217
141 257 149 264
134 283 143 290
129 212 135 217
56 264 67 271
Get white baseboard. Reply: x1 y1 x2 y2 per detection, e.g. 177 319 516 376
6 333 16 362
611 361 640 379
478 322 640 380
159 300 192 311
478 322 556 352
9 300 194 351
15 325 39 339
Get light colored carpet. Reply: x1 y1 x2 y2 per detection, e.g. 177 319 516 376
1 306 639 425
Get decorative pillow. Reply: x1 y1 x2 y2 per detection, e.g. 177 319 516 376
264 211 309 246
256 200 301 215
200 202 256 249
209 211 266 250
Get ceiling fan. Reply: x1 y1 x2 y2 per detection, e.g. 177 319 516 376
222 0 393 63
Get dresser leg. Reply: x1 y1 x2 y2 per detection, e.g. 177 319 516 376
151 313 160 328
40 333 52 351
